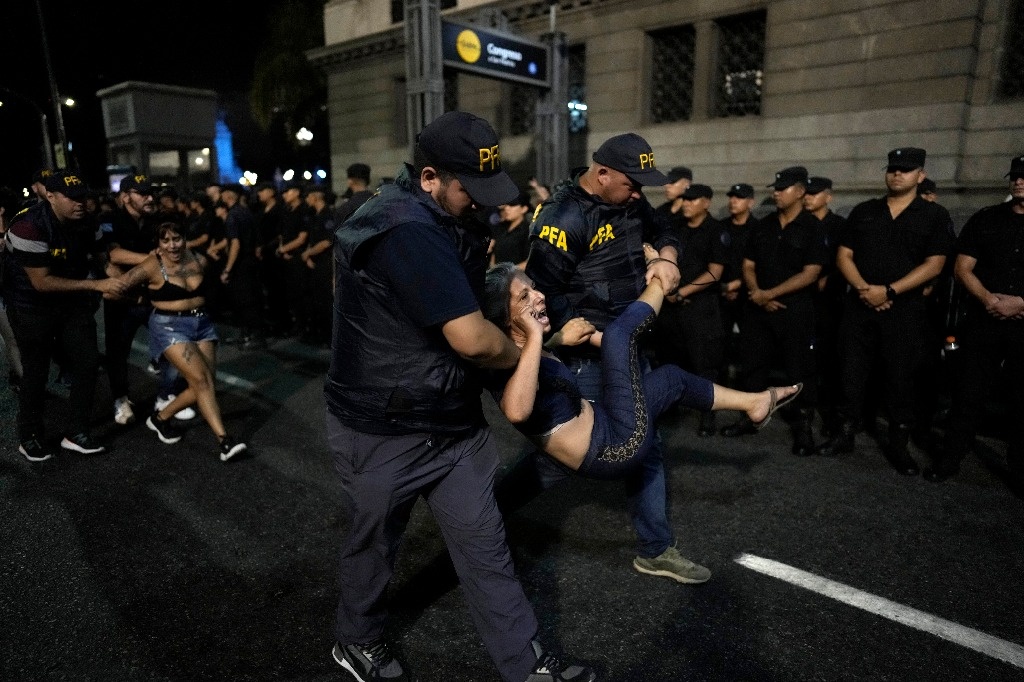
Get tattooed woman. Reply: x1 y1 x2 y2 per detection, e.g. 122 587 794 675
119 221 246 461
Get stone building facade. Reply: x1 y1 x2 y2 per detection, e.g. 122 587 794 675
310 0 1024 217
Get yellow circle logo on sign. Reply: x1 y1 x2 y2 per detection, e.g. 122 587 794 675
456 29 481 63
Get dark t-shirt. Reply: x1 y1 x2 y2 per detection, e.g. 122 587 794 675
673 215 728 297
373 222 480 328
491 220 531 265
956 202 1024 299
744 210 828 301
840 196 954 287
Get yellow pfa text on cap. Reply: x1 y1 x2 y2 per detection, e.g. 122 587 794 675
479 145 500 172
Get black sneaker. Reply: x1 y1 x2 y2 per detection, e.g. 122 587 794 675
19 438 53 462
332 640 414 681
60 433 107 455
528 641 598 682
218 435 247 462
146 412 183 444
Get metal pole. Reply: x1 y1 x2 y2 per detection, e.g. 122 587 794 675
405 0 444 160
536 21 569 188
34 0 68 168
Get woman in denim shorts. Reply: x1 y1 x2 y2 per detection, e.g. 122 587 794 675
119 221 246 461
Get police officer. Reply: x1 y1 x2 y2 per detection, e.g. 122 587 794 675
326 111 596 682
654 166 693 223
815 148 954 475
6 170 127 461
721 167 826 457
719 183 760 387
654 183 728 436
802 176 847 436
219 184 266 349
518 133 710 585
928 156 1024 483
103 173 160 426
276 179 312 336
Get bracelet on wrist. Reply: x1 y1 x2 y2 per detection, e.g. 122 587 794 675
646 257 679 269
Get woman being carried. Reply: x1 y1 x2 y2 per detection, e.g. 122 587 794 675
483 261 800 480
119 221 246 461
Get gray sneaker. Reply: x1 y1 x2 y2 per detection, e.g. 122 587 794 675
633 545 711 584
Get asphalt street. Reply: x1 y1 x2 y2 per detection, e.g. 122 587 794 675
2 325 1023 681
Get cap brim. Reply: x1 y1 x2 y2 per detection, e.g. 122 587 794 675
625 168 671 187
768 181 796 190
886 164 920 172
457 171 519 207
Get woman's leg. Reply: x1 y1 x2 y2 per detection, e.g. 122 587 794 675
160 341 228 438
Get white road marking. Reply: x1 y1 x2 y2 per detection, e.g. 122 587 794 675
735 553 1024 668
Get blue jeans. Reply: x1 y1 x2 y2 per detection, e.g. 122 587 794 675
568 354 675 558
581 300 714 480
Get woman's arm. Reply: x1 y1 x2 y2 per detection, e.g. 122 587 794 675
499 300 548 423
119 253 158 291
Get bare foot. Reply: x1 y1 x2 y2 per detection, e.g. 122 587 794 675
643 243 659 263
747 384 802 427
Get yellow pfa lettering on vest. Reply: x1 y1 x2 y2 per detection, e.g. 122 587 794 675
588 224 615 251
537 225 568 251
639 153 655 169
479 145 500 171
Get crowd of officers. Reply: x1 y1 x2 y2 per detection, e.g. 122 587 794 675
632 150 1024 486
0 163 377 458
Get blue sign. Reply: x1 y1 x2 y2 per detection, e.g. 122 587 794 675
441 20 550 88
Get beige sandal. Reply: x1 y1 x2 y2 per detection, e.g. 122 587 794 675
754 383 803 431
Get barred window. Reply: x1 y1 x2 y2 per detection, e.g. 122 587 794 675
649 25 696 123
568 44 588 135
999 0 1024 98
509 83 538 135
713 11 766 117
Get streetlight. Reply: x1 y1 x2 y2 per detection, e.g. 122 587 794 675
0 87 55 169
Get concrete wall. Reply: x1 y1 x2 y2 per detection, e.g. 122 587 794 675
314 0 1024 214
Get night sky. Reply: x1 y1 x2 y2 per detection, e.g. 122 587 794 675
1 0 283 198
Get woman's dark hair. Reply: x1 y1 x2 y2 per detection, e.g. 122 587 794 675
156 221 185 240
482 262 520 330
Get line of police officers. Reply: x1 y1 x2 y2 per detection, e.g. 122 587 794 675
644 149 1024 486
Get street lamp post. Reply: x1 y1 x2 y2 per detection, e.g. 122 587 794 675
0 87 55 170
35 0 68 168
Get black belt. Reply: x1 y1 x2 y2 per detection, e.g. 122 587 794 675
155 307 207 317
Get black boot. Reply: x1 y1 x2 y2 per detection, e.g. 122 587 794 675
791 408 816 456
884 422 919 476
815 420 855 457
721 416 756 437
698 411 716 437
923 430 968 482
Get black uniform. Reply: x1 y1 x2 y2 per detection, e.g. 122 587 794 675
835 196 954 426
719 216 759 383
279 202 312 334
737 210 826 408
654 213 728 384
6 203 105 443
813 210 848 429
945 202 1024 471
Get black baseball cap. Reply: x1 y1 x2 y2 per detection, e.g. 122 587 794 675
221 183 247 197
768 166 809 190
806 176 833 194
44 170 90 200
666 166 693 183
726 183 754 199
416 111 518 207
917 178 937 195
1005 155 1024 178
32 168 53 185
887 147 926 171
592 133 670 187
282 179 305 193
120 173 154 195
680 183 713 200
503 190 532 208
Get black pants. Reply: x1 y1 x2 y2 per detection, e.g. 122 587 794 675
654 293 723 384
228 262 265 338
838 298 925 425
103 299 151 399
738 298 818 407
947 314 1024 462
10 303 100 441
